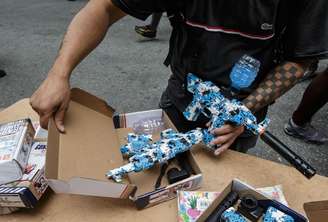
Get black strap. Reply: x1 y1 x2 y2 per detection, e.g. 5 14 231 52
164 12 187 67
273 0 291 64
154 162 169 189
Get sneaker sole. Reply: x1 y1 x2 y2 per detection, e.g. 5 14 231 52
135 33 157 42
284 125 324 145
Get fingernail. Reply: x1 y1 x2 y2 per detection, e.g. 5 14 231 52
59 125 65 133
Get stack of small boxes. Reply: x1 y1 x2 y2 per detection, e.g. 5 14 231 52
0 119 48 214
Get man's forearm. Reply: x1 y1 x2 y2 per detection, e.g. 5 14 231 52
52 0 125 78
243 61 311 112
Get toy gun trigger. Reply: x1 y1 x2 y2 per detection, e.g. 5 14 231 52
202 107 212 118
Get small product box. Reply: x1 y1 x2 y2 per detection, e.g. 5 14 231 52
0 119 35 185
197 179 308 222
45 88 202 209
0 141 48 208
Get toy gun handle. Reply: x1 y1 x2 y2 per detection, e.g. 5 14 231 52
260 131 316 179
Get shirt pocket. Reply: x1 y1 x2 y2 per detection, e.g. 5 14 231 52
185 0 280 41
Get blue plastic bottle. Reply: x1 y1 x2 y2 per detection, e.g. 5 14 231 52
230 55 260 90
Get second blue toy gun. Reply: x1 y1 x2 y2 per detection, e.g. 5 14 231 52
106 129 203 182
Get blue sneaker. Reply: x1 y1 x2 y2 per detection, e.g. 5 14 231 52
284 118 328 144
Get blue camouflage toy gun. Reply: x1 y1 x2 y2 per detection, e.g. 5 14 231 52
106 74 269 182
106 128 203 182
183 73 270 148
184 73 315 179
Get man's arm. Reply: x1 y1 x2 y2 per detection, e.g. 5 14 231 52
55 0 126 76
30 0 126 131
243 61 312 112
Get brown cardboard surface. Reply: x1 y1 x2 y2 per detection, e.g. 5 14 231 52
49 101 121 181
2 99 328 221
2 146 328 221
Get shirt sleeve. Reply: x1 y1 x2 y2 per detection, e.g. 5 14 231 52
111 0 175 20
283 0 328 60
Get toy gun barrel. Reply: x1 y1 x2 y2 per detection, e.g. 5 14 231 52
260 131 316 179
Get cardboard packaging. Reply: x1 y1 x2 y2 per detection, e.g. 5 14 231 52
0 141 48 208
45 88 202 209
0 119 35 184
177 185 288 222
304 201 328 222
196 179 308 222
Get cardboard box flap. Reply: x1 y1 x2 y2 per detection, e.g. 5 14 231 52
46 88 136 198
304 200 328 222
48 177 135 199
70 88 115 118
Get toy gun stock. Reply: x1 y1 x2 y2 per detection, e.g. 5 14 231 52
261 131 316 179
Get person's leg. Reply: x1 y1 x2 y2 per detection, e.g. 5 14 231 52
149 13 162 31
135 13 163 39
293 72 328 125
284 71 328 144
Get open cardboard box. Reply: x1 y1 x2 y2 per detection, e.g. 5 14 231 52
45 88 202 209
197 179 308 222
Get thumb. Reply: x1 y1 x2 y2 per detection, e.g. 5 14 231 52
54 104 67 133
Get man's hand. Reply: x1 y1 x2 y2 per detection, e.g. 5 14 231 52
209 124 245 156
30 69 70 132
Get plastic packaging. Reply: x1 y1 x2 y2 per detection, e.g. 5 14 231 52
230 55 260 90
133 117 165 135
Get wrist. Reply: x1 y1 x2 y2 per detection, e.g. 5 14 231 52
49 59 72 81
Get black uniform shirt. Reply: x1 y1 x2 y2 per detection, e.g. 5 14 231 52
112 0 328 112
